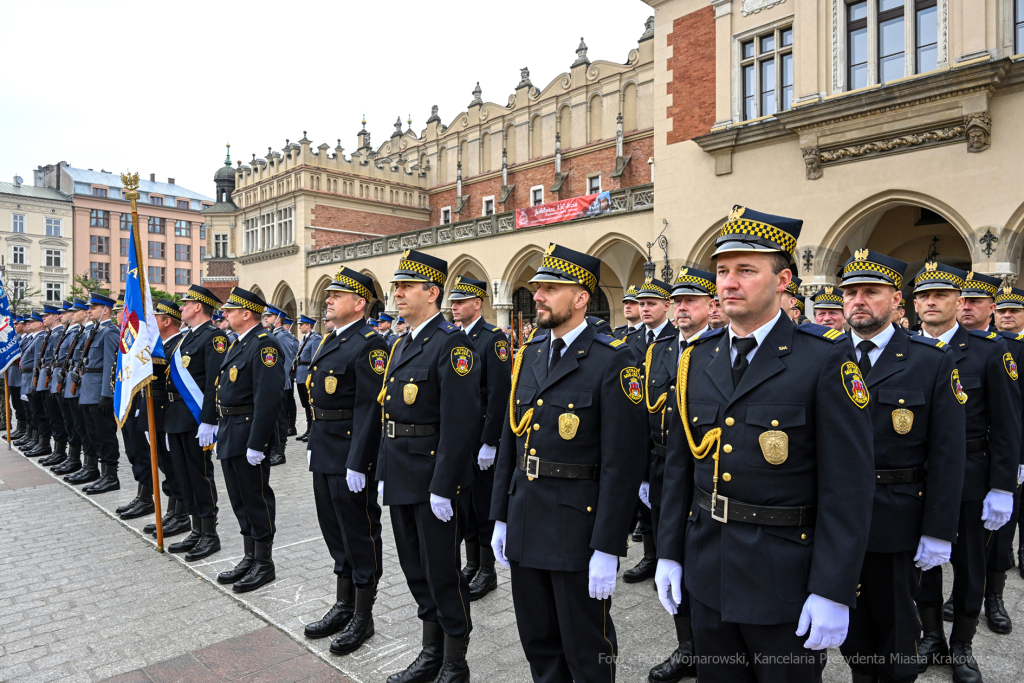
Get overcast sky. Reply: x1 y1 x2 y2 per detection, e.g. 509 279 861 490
0 0 654 198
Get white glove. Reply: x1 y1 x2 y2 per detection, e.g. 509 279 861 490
588 550 618 600
347 469 366 493
245 448 265 466
378 480 384 499
430 493 453 522
491 520 510 567
477 444 496 470
197 422 218 448
981 489 1014 530
796 593 849 650
914 534 952 571
134 408 139 417
639 481 651 509
165 433 170 451
655 559 683 615
144 431 150 445
307 449 312 466
1018 465 1024 486
20 395 27 401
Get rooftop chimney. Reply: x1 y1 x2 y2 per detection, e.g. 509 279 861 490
150 173 156 182
168 178 175 184
13 175 22 188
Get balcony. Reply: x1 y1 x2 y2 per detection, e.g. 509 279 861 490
41 266 67 275
6 264 29 272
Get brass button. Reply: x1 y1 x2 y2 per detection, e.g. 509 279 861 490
410 377 414 381
516 399 520 405
722 473 731 482
801 534 807 540
692 417 698 423
313 366 317 371
771 420 779 427
689 511 692 517
530 448 536 455
669 385 675 391
918 491 923 496
347 431 351 436
533 424 540 431
537 399 543 406
899 399 905 404
390 378 394 383
723 444 732 453
385 413 389 419
386 395 391 401
568 403 574 409
586 506 592 512
725 417 735 426
667 407 672 412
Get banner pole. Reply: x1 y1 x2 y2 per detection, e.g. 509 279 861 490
4 370 10 450
144 387 164 552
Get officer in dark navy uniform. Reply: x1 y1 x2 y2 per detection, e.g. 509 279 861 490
834 250 966 683
214 287 286 594
613 284 642 340
993 286 1024 583
293 314 320 442
810 286 846 331
490 243 646 683
41 300 87 470
301 268 387 657
377 250 480 683
656 206 875 683
782 274 802 315
448 275 511 602
913 265 1020 683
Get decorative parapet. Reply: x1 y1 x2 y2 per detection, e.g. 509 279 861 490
238 244 300 265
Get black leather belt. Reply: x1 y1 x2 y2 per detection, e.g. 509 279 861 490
218 404 253 416
695 486 816 526
148 389 167 398
168 391 182 402
653 444 667 458
313 407 353 421
518 454 598 480
83 368 102 374
875 467 925 485
385 421 438 438
297 361 310 366
966 438 988 453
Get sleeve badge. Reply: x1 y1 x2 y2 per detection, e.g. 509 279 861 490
951 369 968 404
1003 352 1018 380
841 361 870 408
451 347 474 376
620 367 644 404
213 336 227 353
495 340 510 362
261 348 278 367
369 349 388 375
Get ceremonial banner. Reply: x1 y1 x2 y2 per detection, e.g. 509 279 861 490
515 191 612 229
0 277 22 375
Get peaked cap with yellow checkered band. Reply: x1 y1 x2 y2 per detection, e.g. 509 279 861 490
154 298 181 320
671 266 716 297
786 275 803 296
996 285 1024 309
448 275 488 301
327 266 379 301
810 286 844 309
391 249 447 288
179 284 223 308
637 277 672 300
839 249 907 289
621 284 640 303
713 205 802 258
220 286 268 314
913 262 967 293
792 293 805 312
529 243 601 294
961 270 1001 299
112 291 126 313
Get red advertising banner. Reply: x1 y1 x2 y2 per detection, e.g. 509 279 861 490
515 191 612 229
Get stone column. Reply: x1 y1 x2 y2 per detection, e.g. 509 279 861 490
493 304 513 327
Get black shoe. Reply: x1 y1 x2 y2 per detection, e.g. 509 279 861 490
52 443 81 473
162 512 193 537
305 576 355 639
632 521 643 543
984 571 1012 633
145 497 176 535
268 446 286 466
943 596 954 622
468 545 497 601
84 464 119 494
287 426 297 437
116 483 143 514
169 517 201 553
950 616 981 683
649 615 696 682
296 428 310 442
330 588 375 654
918 606 949 673
66 457 98 483
39 440 67 466
185 517 221 561
15 429 36 448
233 540 275 593
433 634 470 683
387 621 444 683
218 536 255 584
625 534 658 583
120 485 155 519
26 437 52 457
462 541 480 582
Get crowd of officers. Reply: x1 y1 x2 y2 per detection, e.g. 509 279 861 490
9 204 1024 683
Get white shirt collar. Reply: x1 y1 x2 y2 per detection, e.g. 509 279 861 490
462 316 482 335
685 324 711 344
334 318 363 337
729 309 783 349
849 323 897 353
921 322 959 345
644 319 669 339
411 312 443 340
236 324 261 343
550 317 589 351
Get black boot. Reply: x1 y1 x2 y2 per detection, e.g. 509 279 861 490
296 426 310 442
305 576 355 639
330 587 376 654
52 443 81 473
632 520 643 542
649 614 697 682
287 425 297 437
116 483 143 514
66 455 99 483
84 463 119 494
625 534 658 583
12 420 26 439
1019 549 1024 580
120 484 155 519
145 497 175 535
169 516 201 553
268 444 286 466
39 440 67 466
434 634 470 683
26 436 52 457
218 536 254 584
949 616 982 683
462 541 480 582
161 499 193 536
387 621 445 683
185 517 221 561
15 428 36 448
469 545 497 601
917 606 949 673
984 570 1012 633
943 595 954 622
233 540 275 593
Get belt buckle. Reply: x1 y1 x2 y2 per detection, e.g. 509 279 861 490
526 455 540 480
168 393 175 402
386 420 395 438
710 494 729 524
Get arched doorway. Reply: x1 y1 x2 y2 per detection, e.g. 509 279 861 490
272 281 298 322
369 300 385 318
512 287 536 324
588 233 648 328
588 287 611 322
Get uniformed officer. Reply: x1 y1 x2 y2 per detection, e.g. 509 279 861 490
613 284 642 340
448 276 511 602
293 315 320 443
47 300 90 474
25 304 60 457
708 293 729 330
302 268 387 656
377 250 480 683
645 265 717 683
214 287 285 593
38 301 74 466
835 250 966 683
810 286 846 331
15 313 42 453
265 306 299 466
913 265 1020 683
7 318 25 442
75 293 120 492
790 293 806 322
656 206 875 682
61 307 97 481
215 311 239 344
489 243 645 683
379 313 396 345
994 286 1024 581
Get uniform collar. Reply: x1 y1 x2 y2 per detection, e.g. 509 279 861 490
728 309 782 348
849 322 896 353
921 321 959 345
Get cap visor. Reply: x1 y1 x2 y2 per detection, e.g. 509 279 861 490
913 283 962 293
996 302 1024 309
528 273 582 287
961 292 995 299
711 241 782 258
390 274 432 284
841 275 897 287
671 286 711 297
812 303 844 309
447 292 479 301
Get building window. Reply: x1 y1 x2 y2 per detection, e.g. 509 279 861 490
119 238 128 256
214 234 228 258
92 187 108 198
176 199 189 209
120 263 128 282
45 218 61 236
482 196 495 216
45 283 62 302
150 196 164 206
740 25 793 120
148 266 165 284
878 0 906 83
90 262 110 282
199 223 206 239
915 0 938 73
846 0 938 91
1017 0 1024 53
148 241 166 259
90 210 110 228
11 214 25 233
44 250 62 267
588 176 602 194
531 186 545 206
11 246 25 265
174 220 191 237
200 246 206 260
120 213 132 231
12 280 27 300
148 216 165 233
276 207 294 247
90 235 109 254
175 268 192 285
175 244 191 261
441 207 452 225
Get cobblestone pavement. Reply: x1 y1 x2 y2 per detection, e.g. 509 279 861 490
2 415 1023 683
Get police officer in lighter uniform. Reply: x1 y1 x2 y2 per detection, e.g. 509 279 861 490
25 303 59 457
77 293 120 493
810 286 846 331
38 301 73 466
293 314 320 443
15 313 42 453
45 300 89 473
266 306 299 466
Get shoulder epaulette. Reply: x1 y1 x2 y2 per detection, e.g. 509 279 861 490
690 326 726 345
206 322 219 331
613 325 627 332
597 334 627 348
364 330 376 338
439 321 460 334
490 325 501 333
969 329 1000 341
910 335 948 351
795 322 847 343
258 333 268 338
525 331 548 346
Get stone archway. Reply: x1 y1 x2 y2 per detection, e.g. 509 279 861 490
588 233 648 328
271 281 297 321
447 254 497 324
685 216 728 270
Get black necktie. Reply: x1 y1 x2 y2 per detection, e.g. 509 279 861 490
857 340 875 378
647 329 655 347
392 333 412 367
732 337 757 388
549 337 566 376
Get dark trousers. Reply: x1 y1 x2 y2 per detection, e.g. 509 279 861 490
122 420 150 484
458 463 495 548
390 502 471 638
83 403 119 465
44 392 67 443
840 550 920 683
10 390 24 421
987 486 1020 573
167 431 218 519
284 382 296 428
68 398 92 458
29 392 50 439
221 455 275 542
313 472 383 590
916 499 990 620
509 561 617 683
296 381 312 424
691 597 827 683
56 394 79 448
635 499 653 535
275 390 289 446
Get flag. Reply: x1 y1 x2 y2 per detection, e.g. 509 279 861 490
0 276 22 375
113 222 164 427
169 343 203 425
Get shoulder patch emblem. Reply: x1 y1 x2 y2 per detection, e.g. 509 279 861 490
1004 352 1018 380
369 349 388 375
451 346 474 376
213 336 227 353
261 347 278 367
494 340 510 362
841 361 870 409
951 369 968 404
620 367 644 404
